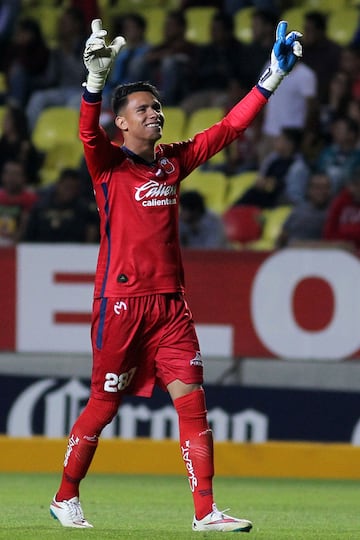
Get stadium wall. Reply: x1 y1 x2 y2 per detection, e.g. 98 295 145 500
2 437 360 479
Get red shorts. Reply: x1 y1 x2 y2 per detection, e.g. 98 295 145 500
90 293 202 400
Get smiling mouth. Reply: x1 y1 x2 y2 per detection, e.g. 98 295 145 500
146 123 162 129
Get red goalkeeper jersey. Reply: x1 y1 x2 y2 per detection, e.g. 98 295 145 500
80 87 267 298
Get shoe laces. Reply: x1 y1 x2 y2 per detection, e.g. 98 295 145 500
211 505 232 519
66 499 85 522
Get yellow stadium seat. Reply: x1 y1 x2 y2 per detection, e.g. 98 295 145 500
21 5 63 46
328 7 359 45
160 106 186 144
0 105 6 137
32 106 82 184
248 205 293 250
303 0 347 11
281 7 306 34
135 7 167 46
102 4 163 40
0 72 7 94
185 7 217 44
39 141 84 185
105 0 173 9
184 107 225 164
185 107 224 136
32 106 80 152
225 171 258 208
181 170 228 215
234 7 255 44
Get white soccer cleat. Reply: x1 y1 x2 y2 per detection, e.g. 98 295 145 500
50 496 93 528
192 503 252 532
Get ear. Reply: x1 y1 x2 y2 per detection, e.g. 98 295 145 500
115 115 128 131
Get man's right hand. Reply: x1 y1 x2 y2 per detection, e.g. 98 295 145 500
83 19 126 93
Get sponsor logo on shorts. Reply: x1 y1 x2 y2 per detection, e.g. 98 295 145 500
190 351 203 367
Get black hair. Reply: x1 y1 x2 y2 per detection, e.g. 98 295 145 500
281 127 304 148
333 114 360 136
212 10 235 33
113 12 147 35
305 10 328 32
18 17 46 46
252 8 278 28
166 10 187 30
58 168 81 181
112 81 162 114
4 103 31 140
180 190 205 214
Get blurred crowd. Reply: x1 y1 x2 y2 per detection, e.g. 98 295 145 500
1 0 360 253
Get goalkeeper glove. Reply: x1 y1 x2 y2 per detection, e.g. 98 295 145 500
83 19 126 93
258 20 302 94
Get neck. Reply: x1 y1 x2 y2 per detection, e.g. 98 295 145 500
123 139 156 163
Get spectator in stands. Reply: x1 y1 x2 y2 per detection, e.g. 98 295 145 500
69 0 101 29
347 97 360 129
0 0 21 71
235 127 311 208
23 168 99 243
26 7 88 131
320 70 352 139
180 10 248 115
0 103 43 185
180 0 278 12
136 10 198 105
315 115 360 195
257 58 318 163
224 8 279 167
302 10 343 107
0 159 38 245
242 8 279 90
276 172 332 248
5 17 54 108
339 43 360 103
323 165 360 251
179 190 227 248
102 13 150 110
180 1 223 8
223 1 279 15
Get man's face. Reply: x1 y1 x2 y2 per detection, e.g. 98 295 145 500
116 91 164 143
308 174 331 208
1 162 26 193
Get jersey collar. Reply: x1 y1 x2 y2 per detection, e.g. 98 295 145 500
121 145 157 167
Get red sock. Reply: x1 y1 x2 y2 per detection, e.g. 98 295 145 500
174 388 214 520
56 397 120 501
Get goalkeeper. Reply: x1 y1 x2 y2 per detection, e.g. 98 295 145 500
49 18 302 532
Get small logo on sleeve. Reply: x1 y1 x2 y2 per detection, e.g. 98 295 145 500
190 351 203 367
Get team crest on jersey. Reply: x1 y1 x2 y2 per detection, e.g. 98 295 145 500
159 157 175 174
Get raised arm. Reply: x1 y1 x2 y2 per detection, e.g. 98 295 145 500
179 21 302 174
80 19 126 182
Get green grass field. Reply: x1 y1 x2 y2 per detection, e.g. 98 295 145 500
0 473 359 539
